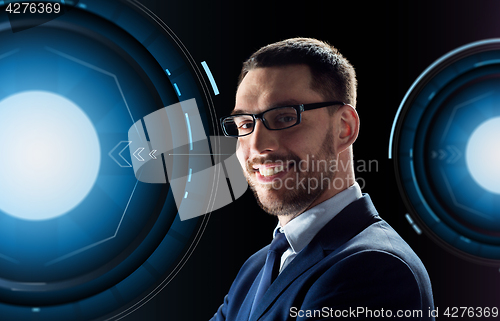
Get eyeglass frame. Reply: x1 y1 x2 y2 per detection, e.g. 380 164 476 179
220 101 346 137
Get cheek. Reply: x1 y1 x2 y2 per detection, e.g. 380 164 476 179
287 129 332 158
282 132 314 155
236 143 247 168
288 118 323 142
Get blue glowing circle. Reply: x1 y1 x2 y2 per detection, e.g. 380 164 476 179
392 39 500 263
466 117 500 194
0 91 100 221
0 0 215 319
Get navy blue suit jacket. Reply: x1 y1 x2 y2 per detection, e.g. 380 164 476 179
211 195 434 320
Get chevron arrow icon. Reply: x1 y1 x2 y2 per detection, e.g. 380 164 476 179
108 141 132 168
133 147 145 161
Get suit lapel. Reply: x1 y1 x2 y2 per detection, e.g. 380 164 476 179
249 195 379 321
249 244 325 321
237 265 265 321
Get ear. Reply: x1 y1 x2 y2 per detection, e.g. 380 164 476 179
335 104 359 153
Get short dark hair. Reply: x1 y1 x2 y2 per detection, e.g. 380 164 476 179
238 38 357 114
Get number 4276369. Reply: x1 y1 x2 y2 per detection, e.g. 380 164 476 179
5 2 61 14
443 307 498 318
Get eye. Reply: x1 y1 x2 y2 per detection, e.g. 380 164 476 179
276 114 297 123
238 121 254 130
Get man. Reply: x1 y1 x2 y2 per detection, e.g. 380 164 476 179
213 38 433 321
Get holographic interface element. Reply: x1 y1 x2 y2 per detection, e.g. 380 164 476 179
0 91 100 221
127 99 247 221
0 0 244 320
391 39 500 264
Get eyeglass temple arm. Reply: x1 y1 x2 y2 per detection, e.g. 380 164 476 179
301 101 345 112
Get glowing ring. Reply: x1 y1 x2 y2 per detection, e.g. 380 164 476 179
0 0 215 319
393 39 500 264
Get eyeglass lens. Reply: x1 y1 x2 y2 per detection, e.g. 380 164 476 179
223 107 299 136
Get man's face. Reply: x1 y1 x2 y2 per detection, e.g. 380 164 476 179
234 64 339 217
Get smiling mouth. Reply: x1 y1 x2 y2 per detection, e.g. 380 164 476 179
250 162 293 182
258 165 285 177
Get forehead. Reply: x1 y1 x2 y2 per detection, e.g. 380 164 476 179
234 65 323 114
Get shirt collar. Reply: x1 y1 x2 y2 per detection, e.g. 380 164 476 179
273 182 362 254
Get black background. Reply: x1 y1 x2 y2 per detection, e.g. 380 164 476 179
119 1 500 320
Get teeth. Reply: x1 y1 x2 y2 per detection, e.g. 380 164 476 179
259 165 284 177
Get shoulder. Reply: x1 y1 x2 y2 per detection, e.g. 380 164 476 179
316 198 431 286
341 219 431 282
310 219 434 313
300 249 430 320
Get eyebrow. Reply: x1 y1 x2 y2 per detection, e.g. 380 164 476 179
231 99 301 115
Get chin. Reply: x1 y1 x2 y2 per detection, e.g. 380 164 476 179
253 186 305 217
258 189 284 203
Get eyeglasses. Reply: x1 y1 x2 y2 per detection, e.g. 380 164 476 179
220 101 345 137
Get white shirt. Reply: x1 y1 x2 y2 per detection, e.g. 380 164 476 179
273 182 363 273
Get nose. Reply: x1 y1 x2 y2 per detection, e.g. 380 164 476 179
245 119 279 155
